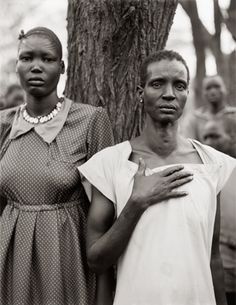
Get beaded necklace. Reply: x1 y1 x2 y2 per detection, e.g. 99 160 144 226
22 99 63 124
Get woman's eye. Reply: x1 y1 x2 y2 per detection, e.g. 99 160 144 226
20 57 31 62
152 82 162 88
175 83 186 90
43 58 54 62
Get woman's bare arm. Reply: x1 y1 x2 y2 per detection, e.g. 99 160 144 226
87 160 193 273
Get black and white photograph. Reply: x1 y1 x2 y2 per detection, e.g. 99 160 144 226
0 0 236 304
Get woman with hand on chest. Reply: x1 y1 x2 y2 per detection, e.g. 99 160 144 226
79 50 236 305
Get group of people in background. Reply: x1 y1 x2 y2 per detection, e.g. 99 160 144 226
184 74 236 156
0 26 236 305
183 74 236 305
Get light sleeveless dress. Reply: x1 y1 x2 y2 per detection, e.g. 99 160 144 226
78 140 236 305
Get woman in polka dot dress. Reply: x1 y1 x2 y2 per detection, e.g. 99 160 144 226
0 27 114 305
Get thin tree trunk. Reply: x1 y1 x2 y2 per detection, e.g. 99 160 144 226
225 0 236 41
65 0 178 143
180 0 207 108
180 0 236 108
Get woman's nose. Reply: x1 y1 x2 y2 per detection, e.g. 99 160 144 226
162 84 175 100
31 60 43 73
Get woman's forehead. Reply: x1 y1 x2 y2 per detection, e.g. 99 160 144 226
147 59 188 80
18 35 59 55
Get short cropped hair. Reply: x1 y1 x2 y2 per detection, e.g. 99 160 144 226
140 50 190 87
18 27 63 60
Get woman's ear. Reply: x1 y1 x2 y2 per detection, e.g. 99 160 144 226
60 60 65 74
137 85 144 99
136 85 144 104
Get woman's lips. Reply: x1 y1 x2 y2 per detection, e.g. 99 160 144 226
159 105 176 113
28 78 45 86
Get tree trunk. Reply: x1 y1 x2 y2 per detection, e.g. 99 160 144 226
225 0 236 41
180 0 207 107
65 0 178 143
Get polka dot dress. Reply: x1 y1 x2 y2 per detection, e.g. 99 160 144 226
0 102 114 305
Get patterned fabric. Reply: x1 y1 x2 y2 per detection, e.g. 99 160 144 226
0 100 114 305
9 97 72 143
78 140 236 305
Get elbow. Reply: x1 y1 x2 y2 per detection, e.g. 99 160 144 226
87 250 109 274
87 260 105 275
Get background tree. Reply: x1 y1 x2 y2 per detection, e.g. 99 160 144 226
65 0 178 143
179 0 236 107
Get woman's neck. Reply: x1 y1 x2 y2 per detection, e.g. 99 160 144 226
141 117 179 157
25 92 60 117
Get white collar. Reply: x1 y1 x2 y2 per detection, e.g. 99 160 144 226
9 98 72 144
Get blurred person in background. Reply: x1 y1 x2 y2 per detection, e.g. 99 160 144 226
183 75 236 142
0 26 114 305
202 118 236 305
202 117 236 158
4 83 25 109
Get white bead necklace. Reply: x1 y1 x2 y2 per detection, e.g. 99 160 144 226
22 100 63 124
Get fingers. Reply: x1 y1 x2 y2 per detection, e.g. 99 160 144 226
160 165 184 177
167 170 193 183
150 187 189 205
170 176 193 188
166 190 188 198
136 158 146 176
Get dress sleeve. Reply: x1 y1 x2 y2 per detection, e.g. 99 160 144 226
215 151 236 194
0 108 16 158
78 146 116 204
86 107 114 160
0 195 7 216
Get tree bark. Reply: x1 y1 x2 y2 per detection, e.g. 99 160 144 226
65 0 178 143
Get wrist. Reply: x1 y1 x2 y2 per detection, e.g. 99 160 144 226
127 195 148 215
